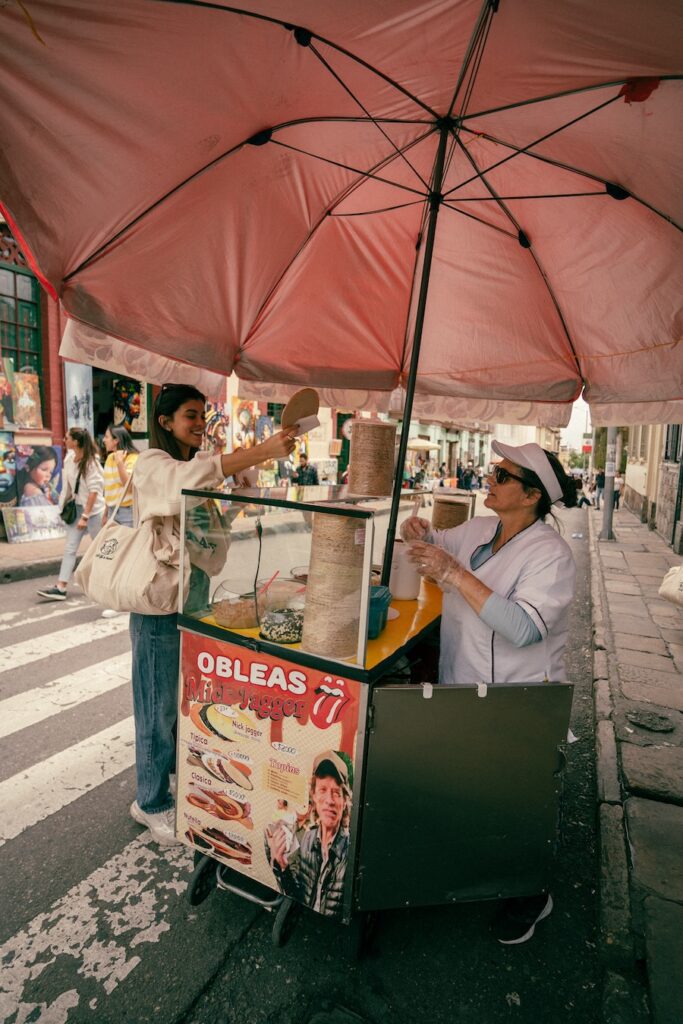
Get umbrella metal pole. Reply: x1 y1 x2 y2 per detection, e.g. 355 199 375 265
382 123 450 585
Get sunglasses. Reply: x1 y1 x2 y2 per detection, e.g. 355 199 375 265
490 465 528 486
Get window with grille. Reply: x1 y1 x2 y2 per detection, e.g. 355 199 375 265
0 263 41 375
267 402 285 423
664 424 682 462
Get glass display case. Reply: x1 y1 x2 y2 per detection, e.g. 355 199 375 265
179 487 376 669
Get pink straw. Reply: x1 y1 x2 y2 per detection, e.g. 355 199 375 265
257 569 280 595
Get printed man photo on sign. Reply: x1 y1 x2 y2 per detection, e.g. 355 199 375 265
264 750 352 918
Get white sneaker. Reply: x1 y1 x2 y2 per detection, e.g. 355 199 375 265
101 608 123 618
130 801 180 846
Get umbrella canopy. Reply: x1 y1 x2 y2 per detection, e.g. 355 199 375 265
0 0 681 426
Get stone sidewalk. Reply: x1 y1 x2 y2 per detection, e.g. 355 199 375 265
589 507 683 1024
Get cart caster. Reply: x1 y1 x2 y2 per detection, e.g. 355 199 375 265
187 854 218 907
347 911 377 962
271 897 297 947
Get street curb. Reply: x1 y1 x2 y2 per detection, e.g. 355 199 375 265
588 513 637 975
0 557 63 584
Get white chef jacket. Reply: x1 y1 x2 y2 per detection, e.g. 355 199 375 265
429 516 576 685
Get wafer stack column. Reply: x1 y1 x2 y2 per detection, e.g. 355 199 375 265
301 512 366 659
348 420 397 496
431 495 471 530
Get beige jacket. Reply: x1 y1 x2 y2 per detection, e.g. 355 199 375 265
132 448 225 524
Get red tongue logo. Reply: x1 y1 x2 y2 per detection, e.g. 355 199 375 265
310 676 350 729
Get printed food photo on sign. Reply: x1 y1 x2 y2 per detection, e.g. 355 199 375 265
177 632 361 914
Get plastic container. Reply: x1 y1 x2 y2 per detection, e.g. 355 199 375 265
388 539 421 600
211 581 262 629
368 585 392 639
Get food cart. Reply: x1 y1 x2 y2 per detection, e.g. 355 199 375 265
175 485 573 955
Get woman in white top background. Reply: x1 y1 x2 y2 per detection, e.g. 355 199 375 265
128 383 296 846
37 427 105 602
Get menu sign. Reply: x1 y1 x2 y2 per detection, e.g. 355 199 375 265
178 631 362 918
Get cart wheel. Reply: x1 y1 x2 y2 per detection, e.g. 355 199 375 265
347 911 377 962
187 854 217 907
271 897 297 947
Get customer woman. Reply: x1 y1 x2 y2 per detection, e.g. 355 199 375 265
401 440 578 944
129 383 296 847
37 428 105 601
101 424 139 526
18 446 59 506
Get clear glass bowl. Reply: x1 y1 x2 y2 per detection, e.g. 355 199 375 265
211 581 262 629
259 577 306 643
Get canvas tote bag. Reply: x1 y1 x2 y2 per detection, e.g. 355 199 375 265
658 563 683 608
75 475 229 614
75 475 184 614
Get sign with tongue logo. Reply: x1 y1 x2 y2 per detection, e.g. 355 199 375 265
177 631 362 914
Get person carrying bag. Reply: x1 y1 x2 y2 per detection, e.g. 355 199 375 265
86 382 296 849
659 563 683 608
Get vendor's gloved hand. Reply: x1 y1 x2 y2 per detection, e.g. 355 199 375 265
407 540 465 591
400 516 431 542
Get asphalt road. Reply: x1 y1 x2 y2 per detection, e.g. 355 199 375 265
0 506 601 1024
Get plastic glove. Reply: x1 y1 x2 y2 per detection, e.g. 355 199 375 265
400 516 431 542
407 540 465 591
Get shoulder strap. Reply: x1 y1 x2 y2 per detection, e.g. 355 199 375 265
108 471 134 520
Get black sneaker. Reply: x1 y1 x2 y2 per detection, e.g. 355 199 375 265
37 585 67 601
492 893 553 945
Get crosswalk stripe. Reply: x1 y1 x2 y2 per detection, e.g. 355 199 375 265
0 717 136 847
0 597 89 633
0 834 192 1021
0 653 131 740
0 615 130 673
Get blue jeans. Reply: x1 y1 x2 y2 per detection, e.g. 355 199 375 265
58 505 103 583
129 612 179 813
109 504 134 527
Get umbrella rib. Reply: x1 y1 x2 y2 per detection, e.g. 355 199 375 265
307 41 432 192
441 201 517 238
272 140 427 199
152 0 440 118
462 75 683 121
444 94 619 197
63 118 433 282
450 192 606 201
446 0 495 119
330 200 426 217
455 136 583 379
459 126 683 230
449 0 497 120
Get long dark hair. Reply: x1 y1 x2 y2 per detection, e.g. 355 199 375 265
106 423 138 454
150 384 206 462
17 445 58 496
519 450 578 523
67 427 99 471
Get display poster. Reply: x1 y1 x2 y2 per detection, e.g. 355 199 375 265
113 378 146 433
64 362 94 436
15 442 63 509
231 398 257 449
205 398 230 454
3 505 65 543
178 631 362 918
12 371 42 429
0 431 18 508
0 359 14 429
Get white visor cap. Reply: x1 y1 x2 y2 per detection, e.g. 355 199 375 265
490 440 564 505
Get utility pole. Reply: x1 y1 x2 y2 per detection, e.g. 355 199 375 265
600 426 618 541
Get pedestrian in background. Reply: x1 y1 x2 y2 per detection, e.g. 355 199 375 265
594 468 605 510
102 425 139 527
37 427 105 601
613 472 624 510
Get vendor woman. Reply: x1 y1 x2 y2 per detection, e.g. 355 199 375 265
401 441 577 686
